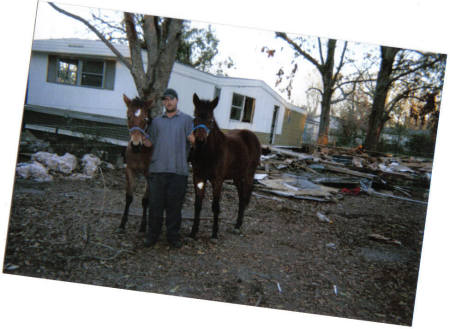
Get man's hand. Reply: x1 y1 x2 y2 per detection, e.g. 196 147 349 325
187 132 195 145
143 138 152 148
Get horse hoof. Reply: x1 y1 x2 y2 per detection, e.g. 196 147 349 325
210 238 218 244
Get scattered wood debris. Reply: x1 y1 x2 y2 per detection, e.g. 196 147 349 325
257 144 431 205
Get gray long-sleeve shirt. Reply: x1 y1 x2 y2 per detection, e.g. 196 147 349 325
148 110 193 176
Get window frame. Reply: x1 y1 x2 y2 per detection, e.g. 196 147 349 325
56 58 79 85
48 55 114 90
80 59 105 88
229 93 255 123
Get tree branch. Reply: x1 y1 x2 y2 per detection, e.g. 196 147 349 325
389 54 444 85
306 87 324 96
275 32 322 70
49 2 131 71
124 12 147 95
334 41 348 79
318 37 325 65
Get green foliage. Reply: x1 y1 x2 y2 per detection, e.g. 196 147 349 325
406 133 436 157
176 23 219 72
376 138 406 155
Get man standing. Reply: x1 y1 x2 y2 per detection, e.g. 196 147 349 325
145 88 194 248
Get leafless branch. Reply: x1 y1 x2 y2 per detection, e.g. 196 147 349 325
334 41 348 78
318 37 325 65
276 32 321 70
49 2 131 71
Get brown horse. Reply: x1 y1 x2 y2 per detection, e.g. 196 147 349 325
189 93 261 239
118 94 153 233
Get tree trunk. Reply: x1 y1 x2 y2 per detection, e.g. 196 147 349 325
317 39 336 145
49 4 185 118
364 46 400 151
125 14 183 117
318 84 332 145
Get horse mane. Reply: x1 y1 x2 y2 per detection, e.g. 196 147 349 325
129 97 148 108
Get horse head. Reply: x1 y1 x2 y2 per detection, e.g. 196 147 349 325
123 94 153 152
192 93 219 145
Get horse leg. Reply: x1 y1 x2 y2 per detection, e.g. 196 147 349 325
190 175 206 239
211 178 224 240
234 176 252 232
119 168 135 231
139 182 149 233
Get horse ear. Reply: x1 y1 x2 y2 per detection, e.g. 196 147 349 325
193 93 200 107
211 97 219 110
123 94 131 106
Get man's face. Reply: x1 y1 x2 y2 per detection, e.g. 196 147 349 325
163 96 178 112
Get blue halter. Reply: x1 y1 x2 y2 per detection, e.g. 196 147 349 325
129 126 150 140
191 124 210 135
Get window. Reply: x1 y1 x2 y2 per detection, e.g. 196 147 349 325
56 58 78 85
47 55 116 90
81 60 104 87
229 93 255 123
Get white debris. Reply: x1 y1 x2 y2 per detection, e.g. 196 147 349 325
103 162 115 170
31 151 77 174
67 173 93 180
326 242 337 249
57 153 78 174
82 154 102 177
352 157 363 168
197 182 204 190
316 211 332 223
260 154 277 161
389 162 415 173
16 161 53 182
379 162 415 174
31 152 60 171
254 173 268 180
276 282 282 293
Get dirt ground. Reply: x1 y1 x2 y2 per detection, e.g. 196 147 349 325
3 166 427 326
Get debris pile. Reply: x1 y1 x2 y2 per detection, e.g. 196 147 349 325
16 161 53 182
254 145 432 204
16 152 108 181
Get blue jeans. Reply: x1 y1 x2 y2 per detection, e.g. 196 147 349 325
147 173 187 242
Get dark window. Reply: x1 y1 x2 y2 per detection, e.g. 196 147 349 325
229 93 255 123
242 97 255 123
81 60 104 87
81 61 103 87
230 93 244 120
214 86 221 99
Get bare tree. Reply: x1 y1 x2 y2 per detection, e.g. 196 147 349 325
49 3 183 116
275 33 348 145
364 46 446 150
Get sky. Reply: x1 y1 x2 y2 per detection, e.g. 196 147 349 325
1 1 450 329
32 1 315 106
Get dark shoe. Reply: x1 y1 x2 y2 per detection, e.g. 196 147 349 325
168 239 183 249
144 236 158 248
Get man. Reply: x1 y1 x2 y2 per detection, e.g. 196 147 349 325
144 88 194 248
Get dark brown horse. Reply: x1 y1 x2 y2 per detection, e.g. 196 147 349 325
189 93 261 239
118 94 153 233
